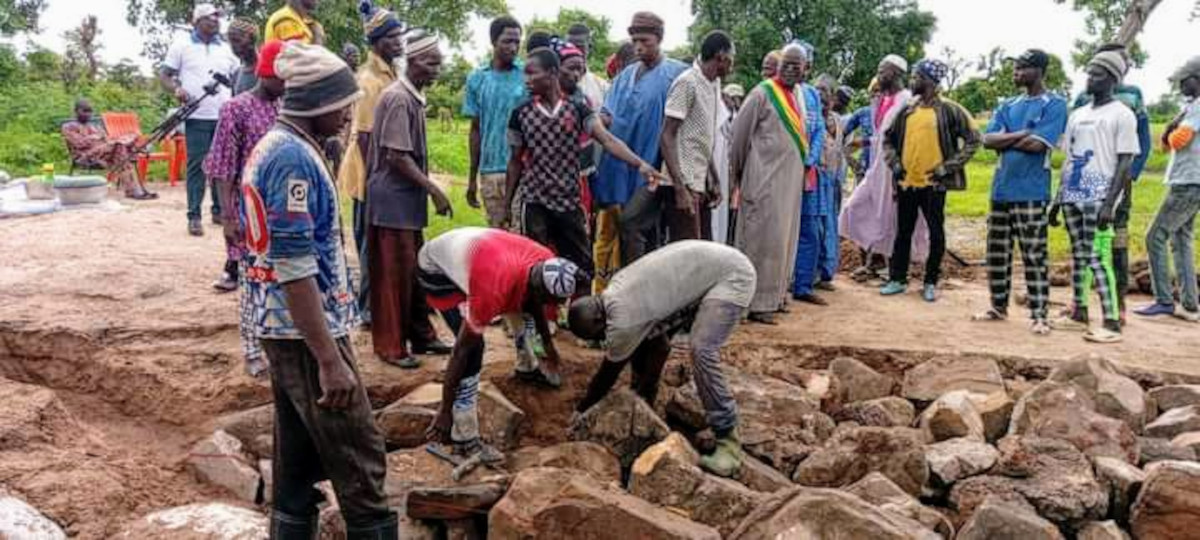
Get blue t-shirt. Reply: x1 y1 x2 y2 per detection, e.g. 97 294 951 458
462 61 527 175
242 124 358 340
986 93 1068 203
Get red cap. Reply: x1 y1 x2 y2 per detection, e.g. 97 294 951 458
257 40 286 78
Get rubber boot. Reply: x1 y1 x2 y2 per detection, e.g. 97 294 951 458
345 513 399 540
270 510 316 540
700 431 743 478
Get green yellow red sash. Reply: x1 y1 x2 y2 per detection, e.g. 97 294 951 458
760 78 809 164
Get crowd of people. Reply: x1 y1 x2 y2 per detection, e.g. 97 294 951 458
56 1 1200 536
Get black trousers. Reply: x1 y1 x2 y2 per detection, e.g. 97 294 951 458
619 184 700 266
890 187 947 285
262 337 396 534
523 203 594 279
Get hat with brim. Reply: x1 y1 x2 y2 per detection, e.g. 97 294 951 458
1170 56 1200 83
193 3 220 22
1010 49 1050 70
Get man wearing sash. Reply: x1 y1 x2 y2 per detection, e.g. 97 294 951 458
729 44 813 324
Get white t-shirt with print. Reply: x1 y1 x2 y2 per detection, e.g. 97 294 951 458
1059 100 1141 204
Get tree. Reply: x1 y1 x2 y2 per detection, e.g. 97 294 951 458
0 0 45 36
1051 0 1198 66
63 15 103 84
1147 92 1182 121
949 50 1072 114
526 8 617 75
940 45 971 91
690 0 937 90
426 54 472 119
125 0 508 62
107 59 147 90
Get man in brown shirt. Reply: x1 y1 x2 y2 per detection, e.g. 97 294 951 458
365 30 453 369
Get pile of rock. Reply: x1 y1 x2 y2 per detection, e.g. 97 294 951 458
159 353 1200 539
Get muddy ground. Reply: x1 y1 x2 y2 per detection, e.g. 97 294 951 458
2 187 1198 537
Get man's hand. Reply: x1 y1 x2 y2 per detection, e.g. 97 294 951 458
706 184 723 209
316 358 357 410
1098 205 1115 230
498 206 511 230
465 183 480 209
426 408 453 444
431 188 453 217
638 163 665 189
674 186 696 215
1048 204 1061 228
174 87 191 105
729 184 741 210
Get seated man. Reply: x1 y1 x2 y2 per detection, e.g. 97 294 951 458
419 227 586 459
61 99 157 200
569 240 755 477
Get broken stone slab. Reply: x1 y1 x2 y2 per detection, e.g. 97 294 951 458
488 467 721 540
739 412 834 478
1009 380 1096 435
382 448 510 510
967 391 1015 443
1171 432 1200 456
1149 385 1200 415
666 368 822 450
926 437 999 486
949 475 1033 527
406 483 507 521
830 357 896 404
1092 456 1145 524
569 388 670 469
1146 405 1200 440
507 442 621 484
375 403 437 449
734 453 794 493
1010 381 1139 464
792 426 928 496
396 382 526 451
919 390 986 442
990 436 1109 527
214 404 274 460
629 433 763 537
1048 355 1150 432
0 378 75 450
187 430 263 504
845 472 954 538
727 487 940 540
836 396 915 428
1130 460 1200 538
1078 520 1131 540
1139 436 1197 466
901 356 1005 403
116 503 268 540
0 496 67 539
956 498 1066 540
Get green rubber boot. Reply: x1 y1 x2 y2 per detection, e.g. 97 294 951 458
700 432 743 478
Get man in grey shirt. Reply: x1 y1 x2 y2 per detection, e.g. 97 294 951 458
569 240 755 477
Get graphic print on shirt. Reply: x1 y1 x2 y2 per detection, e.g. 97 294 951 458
1064 146 1101 202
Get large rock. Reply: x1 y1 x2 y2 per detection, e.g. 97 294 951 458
734 454 794 493
830 357 896 403
1048 356 1150 431
116 503 268 540
990 436 1109 526
1130 460 1200 538
1092 456 1145 523
967 391 1016 443
837 397 916 428
901 356 1005 403
957 498 1065 540
926 437 999 486
0 496 66 539
727 487 940 540
919 390 986 442
397 382 526 451
1171 432 1200 456
406 483 507 521
569 388 670 469
629 433 763 536
214 404 274 459
375 403 437 449
845 472 955 538
489 467 720 540
187 430 263 504
1078 520 1130 540
949 475 1032 526
1139 436 1197 466
1149 385 1200 415
508 442 621 484
792 427 928 496
1146 405 1200 440
1010 381 1138 464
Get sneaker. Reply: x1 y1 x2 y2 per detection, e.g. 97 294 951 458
381 355 421 369
815 281 837 292
1175 309 1200 323
188 218 204 237
699 432 744 478
212 273 238 293
412 339 453 355
880 281 907 296
1134 303 1176 318
1084 326 1123 344
245 356 270 379
971 308 1008 322
1052 316 1089 332
1030 319 1052 336
922 284 937 303
792 293 828 306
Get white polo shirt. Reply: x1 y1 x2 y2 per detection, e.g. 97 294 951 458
162 31 239 121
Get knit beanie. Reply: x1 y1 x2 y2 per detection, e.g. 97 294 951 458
1089 51 1128 84
276 42 363 118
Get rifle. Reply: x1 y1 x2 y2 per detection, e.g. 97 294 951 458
112 71 233 171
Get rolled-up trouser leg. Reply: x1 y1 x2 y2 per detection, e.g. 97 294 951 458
451 335 485 445
689 300 741 435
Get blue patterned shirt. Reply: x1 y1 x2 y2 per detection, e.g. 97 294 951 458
463 60 527 175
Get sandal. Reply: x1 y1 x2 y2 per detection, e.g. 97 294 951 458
381 355 422 369
1030 319 1051 336
971 308 1007 322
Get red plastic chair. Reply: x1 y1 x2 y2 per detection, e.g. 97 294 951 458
102 112 181 185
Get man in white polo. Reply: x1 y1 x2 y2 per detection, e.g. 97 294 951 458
160 3 239 237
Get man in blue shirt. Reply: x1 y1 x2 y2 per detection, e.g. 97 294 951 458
975 50 1067 335
463 16 527 229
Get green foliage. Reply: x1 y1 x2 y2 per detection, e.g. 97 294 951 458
949 52 1073 114
1148 93 1181 122
425 55 472 119
690 0 937 90
0 0 46 36
526 8 618 75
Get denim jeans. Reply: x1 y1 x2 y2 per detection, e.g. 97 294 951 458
687 299 742 434
185 119 220 221
1147 184 1200 311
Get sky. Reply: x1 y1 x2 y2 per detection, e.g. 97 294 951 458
14 0 1198 99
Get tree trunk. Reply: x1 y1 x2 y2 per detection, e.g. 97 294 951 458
1116 0 1164 45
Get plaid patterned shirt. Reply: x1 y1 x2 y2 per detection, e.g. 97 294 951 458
507 95 595 213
